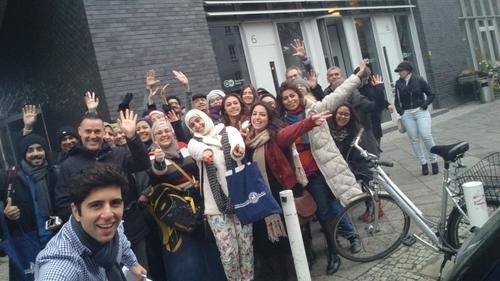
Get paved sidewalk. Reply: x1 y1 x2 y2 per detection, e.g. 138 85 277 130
310 98 500 281
1 99 499 280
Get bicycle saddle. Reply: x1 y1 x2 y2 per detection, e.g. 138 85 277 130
431 142 469 162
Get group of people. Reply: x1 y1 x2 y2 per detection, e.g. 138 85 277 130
0 39 440 281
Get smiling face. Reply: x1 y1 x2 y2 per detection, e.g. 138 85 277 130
25 143 46 167
79 118 104 152
193 97 208 113
113 128 127 146
327 68 344 86
103 127 115 146
71 185 123 244
188 116 206 134
251 105 269 133
241 87 255 105
209 95 223 108
224 96 242 118
136 121 152 143
60 135 78 153
153 123 174 148
281 89 301 112
167 98 182 114
335 105 351 128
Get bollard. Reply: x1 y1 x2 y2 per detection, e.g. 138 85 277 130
462 181 489 227
279 190 311 281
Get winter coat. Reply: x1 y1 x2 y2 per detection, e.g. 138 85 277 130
54 136 150 243
260 117 316 190
305 74 363 206
394 74 434 115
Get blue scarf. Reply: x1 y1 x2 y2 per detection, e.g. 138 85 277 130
285 108 310 145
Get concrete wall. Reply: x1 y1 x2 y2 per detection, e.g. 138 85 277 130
413 0 471 108
82 0 221 118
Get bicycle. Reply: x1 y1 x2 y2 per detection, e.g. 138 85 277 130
331 130 500 263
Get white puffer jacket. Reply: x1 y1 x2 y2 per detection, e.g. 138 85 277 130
306 74 363 206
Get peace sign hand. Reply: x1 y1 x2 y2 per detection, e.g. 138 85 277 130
311 111 333 126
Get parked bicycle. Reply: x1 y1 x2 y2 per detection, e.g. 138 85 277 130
332 129 500 263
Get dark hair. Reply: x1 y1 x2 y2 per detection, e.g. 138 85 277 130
240 84 258 115
70 164 128 212
80 111 102 126
250 102 283 138
221 93 244 126
276 83 305 117
331 103 362 137
166 96 181 105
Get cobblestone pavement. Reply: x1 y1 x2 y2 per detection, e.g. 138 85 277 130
1 99 499 280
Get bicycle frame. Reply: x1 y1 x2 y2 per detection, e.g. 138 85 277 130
353 133 467 254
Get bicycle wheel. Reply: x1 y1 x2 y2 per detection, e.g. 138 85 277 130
332 194 410 262
446 199 500 249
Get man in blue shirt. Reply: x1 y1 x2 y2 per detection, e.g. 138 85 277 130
35 164 147 281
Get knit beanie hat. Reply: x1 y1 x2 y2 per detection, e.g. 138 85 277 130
207 90 226 103
55 126 78 145
18 133 49 160
292 78 310 92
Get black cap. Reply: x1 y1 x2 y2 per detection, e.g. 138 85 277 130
55 126 78 145
191 94 207 101
18 133 49 160
394 61 413 73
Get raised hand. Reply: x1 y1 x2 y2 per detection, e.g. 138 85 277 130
172 70 190 91
291 38 307 60
387 104 395 113
305 70 318 89
232 144 245 158
154 148 165 162
117 109 138 139
311 111 333 126
160 83 170 104
4 197 20 221
146 69 160 90
84 91 99 112
22 104 37 131
356 60 370 80
165 110 178 122
371 74 384 86
202 149 213 163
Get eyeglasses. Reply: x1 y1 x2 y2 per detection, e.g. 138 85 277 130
336 112 351 118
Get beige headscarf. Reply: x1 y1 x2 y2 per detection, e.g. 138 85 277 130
151 120 179 159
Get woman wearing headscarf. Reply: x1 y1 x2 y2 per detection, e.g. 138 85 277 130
146 119 226 281
185 109 253 281
207 89 226 123
244 102 331 280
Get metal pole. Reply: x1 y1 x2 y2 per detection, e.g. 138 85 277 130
279 190 311 281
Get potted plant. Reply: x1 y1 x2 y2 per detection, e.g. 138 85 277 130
476 60 495 103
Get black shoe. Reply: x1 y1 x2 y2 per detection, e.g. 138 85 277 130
431 162 439 175
326 253 341 275
422 164 429 176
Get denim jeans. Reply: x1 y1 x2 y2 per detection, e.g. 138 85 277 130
307 173 355 235
401 108 438 165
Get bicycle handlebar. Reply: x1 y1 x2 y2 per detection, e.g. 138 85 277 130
352 129 394 168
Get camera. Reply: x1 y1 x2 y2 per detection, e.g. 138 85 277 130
45 216 62 230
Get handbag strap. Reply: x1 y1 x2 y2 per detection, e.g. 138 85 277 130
169 160 198 188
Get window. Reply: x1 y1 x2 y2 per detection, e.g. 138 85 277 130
276 22 304 70
354 17 382 75
395 15 419 75
208 25 251 91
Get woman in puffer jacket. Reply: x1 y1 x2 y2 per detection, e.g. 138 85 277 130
276 61 370 275
185 109 253 281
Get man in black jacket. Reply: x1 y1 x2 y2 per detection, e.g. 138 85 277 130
2 133 59 280
55 109 151 268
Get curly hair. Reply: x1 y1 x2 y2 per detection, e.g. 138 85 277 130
249 102 283 139
221 93 244 126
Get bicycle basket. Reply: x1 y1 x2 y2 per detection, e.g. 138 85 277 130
452 152 500 202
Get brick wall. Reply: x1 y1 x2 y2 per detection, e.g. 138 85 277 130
82 0 221 119
413 0 471 108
